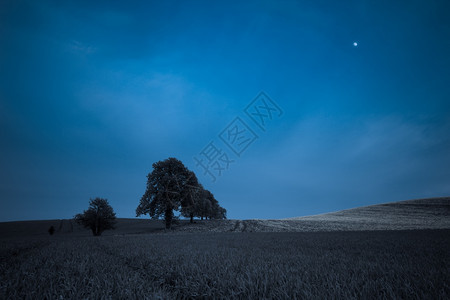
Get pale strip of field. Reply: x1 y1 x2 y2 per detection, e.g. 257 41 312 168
266 197 450 232
171 197 450 233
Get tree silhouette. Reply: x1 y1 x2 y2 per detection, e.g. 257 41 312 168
136 158 201 229
74 198 117 236
182 187 227 221
181 178 205 223
208 192 227 220
198 189 227 220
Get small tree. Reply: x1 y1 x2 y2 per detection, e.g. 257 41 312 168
180 176 204 223
196 191 213 220
209 200 227 220
193 189 227 220
75 198 117 236
182 187 227 221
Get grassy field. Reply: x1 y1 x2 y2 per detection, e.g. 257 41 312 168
169 197 450 233
0 218 167 239
1 197 449 298
284 197 450 230
1 229 449 299
1 197 448 237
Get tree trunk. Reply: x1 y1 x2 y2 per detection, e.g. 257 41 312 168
201 216 203 220
190 213 193 223
165 206 173 229
165 188 172 229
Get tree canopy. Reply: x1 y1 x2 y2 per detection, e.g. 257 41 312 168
74 198 117 236
137 157 226 229
182 188 227 221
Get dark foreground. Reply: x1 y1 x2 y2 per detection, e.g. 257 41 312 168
1 230 449 299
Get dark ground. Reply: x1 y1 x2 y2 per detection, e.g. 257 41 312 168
1 197 449 298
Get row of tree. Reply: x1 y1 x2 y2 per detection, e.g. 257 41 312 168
136 157 226 229
74 157 226 235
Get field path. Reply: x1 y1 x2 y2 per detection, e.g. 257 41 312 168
231 220 240 231
242 221 248 232
231 220 248 232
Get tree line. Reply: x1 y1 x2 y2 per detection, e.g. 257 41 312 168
74 157 226 235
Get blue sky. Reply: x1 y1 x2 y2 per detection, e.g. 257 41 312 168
1 0 449 221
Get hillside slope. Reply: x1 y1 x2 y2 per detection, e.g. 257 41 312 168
271 196 450 231
1 197 449 236
174 197 450 232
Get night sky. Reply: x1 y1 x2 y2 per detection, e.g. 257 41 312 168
1 0 449 221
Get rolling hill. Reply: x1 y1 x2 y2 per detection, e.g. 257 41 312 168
0 197 449 237
254 196 450 232
174 197 450 232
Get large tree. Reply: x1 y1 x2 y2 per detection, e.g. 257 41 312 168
74 198 117 236
136 157 201 229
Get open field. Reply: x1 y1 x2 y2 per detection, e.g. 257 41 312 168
174 197 450 233
1 197 448 237
0 218 166 239
1 230 449 299
264 196 450 232
1 197 449 298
